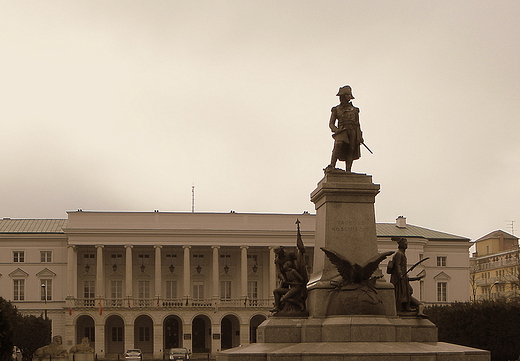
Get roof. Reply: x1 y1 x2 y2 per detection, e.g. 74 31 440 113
376 223 469 240
0 216 468 241
0 219 67 233
473 229 518 243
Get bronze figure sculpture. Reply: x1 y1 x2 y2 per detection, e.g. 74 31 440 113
388 237 427 317
325 85 366 173
270 220 309 316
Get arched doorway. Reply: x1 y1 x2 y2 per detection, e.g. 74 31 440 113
76 315 95 348
192 315 211 353
134 315 153 353
249 314 266 343
164 315 182 350
221 314 240 350
105 315 124 355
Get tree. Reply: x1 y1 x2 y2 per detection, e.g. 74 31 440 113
12 314 51 360
0 297 16 361
0 296 51 361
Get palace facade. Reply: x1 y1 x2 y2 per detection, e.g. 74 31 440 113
0 211 471 358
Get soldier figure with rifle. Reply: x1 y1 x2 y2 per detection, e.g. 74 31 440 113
388 237 427 317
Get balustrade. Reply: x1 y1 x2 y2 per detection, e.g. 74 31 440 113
71 297 272 309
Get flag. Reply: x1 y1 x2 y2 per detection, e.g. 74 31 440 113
68 307 72 316
296 219 305 253
98 299 103 315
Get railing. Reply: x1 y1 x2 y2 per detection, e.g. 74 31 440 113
472 258 520 272
71 297 273 309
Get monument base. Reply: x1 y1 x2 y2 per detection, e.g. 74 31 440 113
216 341 490 361
216 316 490 361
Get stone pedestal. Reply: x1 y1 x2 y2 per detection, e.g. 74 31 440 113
69 354 94 361
308 172 395 317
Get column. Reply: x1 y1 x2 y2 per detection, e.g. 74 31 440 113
153 321 164 359
125 245 133 298
211 322 221 354
95 245 104 298
66 246 77 298
268 246 276 300
240 246 249 299
154 245 162 298
95 320 105 358
212 246 220 300
124 318 134 352
183 245 191 302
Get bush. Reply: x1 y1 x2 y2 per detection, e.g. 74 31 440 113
426 300 520 361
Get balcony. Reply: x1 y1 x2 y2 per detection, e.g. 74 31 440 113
71 297 273 310
472 258 520 272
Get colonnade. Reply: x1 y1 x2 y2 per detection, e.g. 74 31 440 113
66 244 280 301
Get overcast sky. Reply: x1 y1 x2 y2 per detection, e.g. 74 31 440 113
1 1 519 241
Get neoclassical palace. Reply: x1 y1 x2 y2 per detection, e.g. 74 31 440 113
0 211 471 358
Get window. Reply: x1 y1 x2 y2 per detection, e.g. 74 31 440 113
84 281 95 306
166 281 177 299
437 282 447 302
248 281 258 299
193 281 204 299
13 251 25 263
220 254 231 266
247 254 258 268
13 279 25 301
436 256 447 267
193 254 204 266
84 327 95 342
138 254 150 265
112 327 123 342
138 281 150 299
166 254 177 265
40 279 52 301
110 253 123 264
220 281 231 300
40 251 52 263
111 281 122 299
83 253 95 264
138 327 150 342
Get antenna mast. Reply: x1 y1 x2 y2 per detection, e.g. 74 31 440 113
506 220 516 235
191 184 195 213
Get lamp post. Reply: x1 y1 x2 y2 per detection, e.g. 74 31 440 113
41 283 47 320
489 280 500 300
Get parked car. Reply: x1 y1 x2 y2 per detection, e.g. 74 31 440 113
12 346 22 361
124 349 143 361
168 347 190 361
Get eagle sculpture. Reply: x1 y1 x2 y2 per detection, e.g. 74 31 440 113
321 247 394 286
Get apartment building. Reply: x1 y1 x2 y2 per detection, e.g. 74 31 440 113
470 230 519 301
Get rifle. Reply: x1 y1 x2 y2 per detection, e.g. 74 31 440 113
405 257 429 276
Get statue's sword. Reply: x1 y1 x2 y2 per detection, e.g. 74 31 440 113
361 142 373 154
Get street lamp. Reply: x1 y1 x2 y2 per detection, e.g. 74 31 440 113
41 283 47 320
489 280 500 300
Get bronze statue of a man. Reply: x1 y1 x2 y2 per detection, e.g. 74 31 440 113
325 85 364 173
389 237 426 317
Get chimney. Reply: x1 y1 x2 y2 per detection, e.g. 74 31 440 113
396 216 407 229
